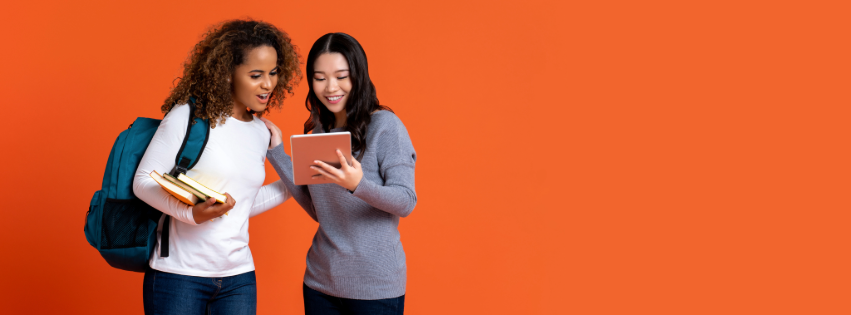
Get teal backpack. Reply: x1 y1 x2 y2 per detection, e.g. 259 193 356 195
85 100 210 272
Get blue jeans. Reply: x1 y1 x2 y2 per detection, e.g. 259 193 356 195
143 268 257 315
303 283 405 315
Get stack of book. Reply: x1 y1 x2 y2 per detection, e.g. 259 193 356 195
149 170 226 206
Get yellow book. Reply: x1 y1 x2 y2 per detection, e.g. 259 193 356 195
163 173 208 201
177 173 227 203
149 170 200 206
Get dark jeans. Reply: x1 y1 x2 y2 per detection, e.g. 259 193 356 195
303 283 405 315
143 268 257 315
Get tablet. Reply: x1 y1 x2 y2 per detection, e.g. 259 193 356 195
290 132 352 185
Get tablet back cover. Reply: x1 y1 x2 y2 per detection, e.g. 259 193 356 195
290 132 352 185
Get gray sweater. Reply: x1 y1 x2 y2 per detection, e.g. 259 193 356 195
266 110 417 300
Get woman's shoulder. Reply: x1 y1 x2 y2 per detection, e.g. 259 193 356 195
368 110 412 144
164 103 191 118
248 116 272 135
161 103 192 128
369 110 405 129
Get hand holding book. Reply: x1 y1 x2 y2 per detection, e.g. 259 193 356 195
191 193 235 224
149 170 235 223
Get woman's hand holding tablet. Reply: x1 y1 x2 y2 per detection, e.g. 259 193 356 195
263 117 363 189
289 132 353 186
311 149 363 192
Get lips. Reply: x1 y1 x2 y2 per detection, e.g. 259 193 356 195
325 95 344 104
257 93 270 104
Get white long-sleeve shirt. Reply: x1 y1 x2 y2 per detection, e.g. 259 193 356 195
133 104 290 277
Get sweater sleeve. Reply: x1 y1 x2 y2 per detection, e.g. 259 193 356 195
248 180 291 218
266 144 318 222
352 116 417 217
133 104 198 225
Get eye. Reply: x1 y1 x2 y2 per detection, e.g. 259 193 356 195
337 76 348 80
314 77 326 81
270 71 278 76
251 75 261 79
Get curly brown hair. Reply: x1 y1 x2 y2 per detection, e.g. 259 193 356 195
162 19 301 128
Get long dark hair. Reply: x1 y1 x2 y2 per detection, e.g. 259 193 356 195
304 32 392 154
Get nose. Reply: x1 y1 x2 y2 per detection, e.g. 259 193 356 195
326 79 339 93
261 75 272 90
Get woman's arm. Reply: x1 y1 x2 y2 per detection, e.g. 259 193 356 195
350 118 417 217
248 180 291 218
133 105 199 225
133 104 234 224
309 115 417 217
261 118 318 222
266 144 318 222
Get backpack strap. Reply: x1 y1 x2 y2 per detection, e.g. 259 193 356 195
162 97 210 257
160 213 172 257
169 98 211 177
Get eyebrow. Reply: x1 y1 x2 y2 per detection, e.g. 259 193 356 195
249 67 278 73
314 69 350 74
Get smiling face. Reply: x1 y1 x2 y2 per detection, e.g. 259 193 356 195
232 45 279 114
312 53 352 120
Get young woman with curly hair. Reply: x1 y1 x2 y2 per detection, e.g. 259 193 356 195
132 19 300 315
262 32 416 315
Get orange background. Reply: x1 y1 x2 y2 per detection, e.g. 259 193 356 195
1 0 849 314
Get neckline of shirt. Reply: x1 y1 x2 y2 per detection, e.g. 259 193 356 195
227 115 257 125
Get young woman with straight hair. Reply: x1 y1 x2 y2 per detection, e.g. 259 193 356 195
262 32 416 315
133 19 300 315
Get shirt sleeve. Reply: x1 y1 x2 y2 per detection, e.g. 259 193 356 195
351 117 417 217
133 104 198 225
266 144 318 222
248 180 291 218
